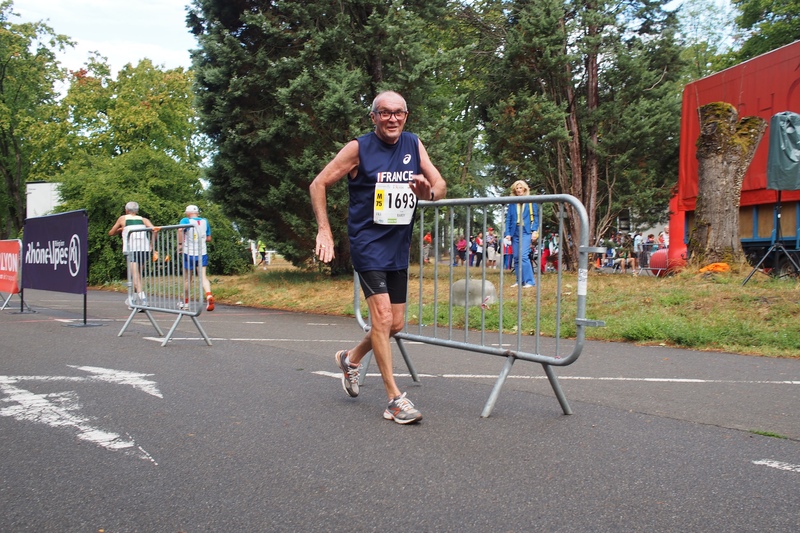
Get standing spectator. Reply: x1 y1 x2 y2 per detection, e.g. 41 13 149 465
541 232 559 273
503 235 513 270
633 232 644 268
485 228 498 268
474 232 484 267
663 225 670 248
505 181 539 288
468 236 477 266
179 205 215 311
108 201 156 307
549 233 560 272
423 231 432 264
642 234 656 267
310 90 446 424
456 235 467 266
256 239 267 268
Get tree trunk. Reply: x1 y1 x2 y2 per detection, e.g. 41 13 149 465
688 102 767 265
584 5 600 260
563 74 582 271
0 125 25 239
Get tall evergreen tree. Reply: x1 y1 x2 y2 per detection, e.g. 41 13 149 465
595 10 684 239
188 0 459 274
475 0 683 265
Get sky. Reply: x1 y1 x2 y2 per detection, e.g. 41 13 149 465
10 0 738 77
11 0 197 75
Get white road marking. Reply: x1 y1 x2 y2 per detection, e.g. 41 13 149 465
436 374 800 385
312 371 799 386
142 336 473 348
68 365 163 398
315 371 436 379
752 460 800 473
137 337 796 383
3 366 162 398
54 318 115 323
0 366 161 464
144 336 357 343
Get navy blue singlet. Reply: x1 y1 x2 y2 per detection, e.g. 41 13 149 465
348 131 421 272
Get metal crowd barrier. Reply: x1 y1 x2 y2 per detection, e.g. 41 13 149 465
117 224 211 346
354 194 605 417
636 247 669 276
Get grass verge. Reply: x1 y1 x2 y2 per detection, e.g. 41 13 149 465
100 257 800 358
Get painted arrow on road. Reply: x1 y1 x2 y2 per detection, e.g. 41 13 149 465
0 366 162 464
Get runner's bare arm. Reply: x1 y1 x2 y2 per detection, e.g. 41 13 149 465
309 140 360 263
108 216 125 236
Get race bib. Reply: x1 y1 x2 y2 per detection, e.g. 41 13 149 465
374 182 417 225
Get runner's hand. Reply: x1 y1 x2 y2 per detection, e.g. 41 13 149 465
315 231 334 263
409 174 432 200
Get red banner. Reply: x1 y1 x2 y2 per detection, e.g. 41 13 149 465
0 239 22 295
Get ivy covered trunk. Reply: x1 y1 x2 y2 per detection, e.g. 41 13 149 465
688 102 767 265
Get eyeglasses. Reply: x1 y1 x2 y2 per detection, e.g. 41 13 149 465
374 109 408 120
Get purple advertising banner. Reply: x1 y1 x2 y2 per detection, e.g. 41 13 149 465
22 210 88 295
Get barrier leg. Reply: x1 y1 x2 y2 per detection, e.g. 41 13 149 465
119 309 164 338
481 355 516 418
395 337 419 383
118 309 138 337
356 340 418 385
543 363 572 415
161 315 185 346
1 292 31 312
143 310 164 337
160 314 213 347
190 315 213 346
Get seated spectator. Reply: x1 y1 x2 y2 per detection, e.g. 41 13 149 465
603 236 616 267
613 255 636 273
615 235 637 274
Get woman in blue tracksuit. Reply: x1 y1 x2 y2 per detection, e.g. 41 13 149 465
504 180 540 287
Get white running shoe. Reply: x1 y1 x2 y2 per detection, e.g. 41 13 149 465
334 350 360 397
383 393 422 425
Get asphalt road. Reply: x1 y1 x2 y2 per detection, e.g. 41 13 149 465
1 289 798 532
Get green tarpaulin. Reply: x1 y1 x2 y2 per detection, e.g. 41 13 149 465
767 111 800 191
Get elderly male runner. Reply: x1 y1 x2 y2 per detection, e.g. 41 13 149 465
310 91 446 424
108 201 156 307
